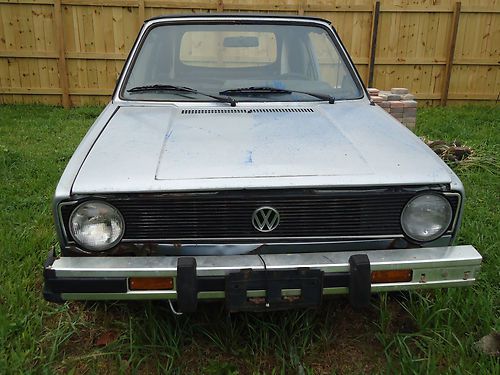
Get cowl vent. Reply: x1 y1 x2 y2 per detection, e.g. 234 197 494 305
181 108 314 115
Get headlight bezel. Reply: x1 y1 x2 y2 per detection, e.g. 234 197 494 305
400 192 454 243
68 200 125 252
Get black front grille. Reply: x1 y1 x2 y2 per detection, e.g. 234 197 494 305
61 189 459 242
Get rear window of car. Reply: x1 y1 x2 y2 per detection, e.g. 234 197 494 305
179 31 277 68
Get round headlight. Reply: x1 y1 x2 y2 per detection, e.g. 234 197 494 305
69 201 124 251
401 193 453 242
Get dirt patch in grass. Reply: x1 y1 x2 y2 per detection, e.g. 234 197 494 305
176 298 389 374
176 339 278 375
304 299 387 374
41 298 393 374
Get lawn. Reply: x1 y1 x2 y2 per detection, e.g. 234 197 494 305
0 104 498 374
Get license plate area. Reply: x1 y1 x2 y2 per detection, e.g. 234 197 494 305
225 268 324 312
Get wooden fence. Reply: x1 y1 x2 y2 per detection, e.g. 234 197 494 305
0 0 498 107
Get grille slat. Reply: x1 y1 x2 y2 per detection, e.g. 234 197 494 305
124 215 402 222
61 189 459 242
123 222 401 228
120 210 403 216
115 197 409 204
117 204 407 210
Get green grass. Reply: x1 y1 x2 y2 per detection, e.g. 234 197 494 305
0 104 498 374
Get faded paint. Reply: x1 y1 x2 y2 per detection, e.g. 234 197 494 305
70 101 453 194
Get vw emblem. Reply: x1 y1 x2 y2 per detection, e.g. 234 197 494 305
252 206 280 232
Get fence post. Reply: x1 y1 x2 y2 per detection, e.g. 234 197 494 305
441 1 461 106
367 0 380 87
54 0 70 108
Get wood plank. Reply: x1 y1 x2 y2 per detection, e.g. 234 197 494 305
217 2 298 12
0 86 62 94
138 0 145 27
0 1 55 4
424 11 439 62
441 1 461 106
62 0 138 6
0 50 58 58
0 93 62 105
122 5 138 51
0 54 9 90
386 8 401 89
379 6 499 14
297 0 304 15
350 11 371 72
460 7 500 14
454 58 500 66
340 12 353 54
92 4 105 54
415 10 428 65
305 1 372 13
102 5 115 53
216 0 223 12
411 92 499 100
448 92 499 100
33 5 54 93
430 64 444 98
405 11 419 61
54 0 70 107
65 52 128 59
15 5 31 98
375 57 445 65
70 87 113 95
145 0 223 10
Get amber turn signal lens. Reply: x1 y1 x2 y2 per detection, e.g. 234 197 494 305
129 277 174 290
371 269 413 284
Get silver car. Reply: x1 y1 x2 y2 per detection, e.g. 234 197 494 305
43 14 481 313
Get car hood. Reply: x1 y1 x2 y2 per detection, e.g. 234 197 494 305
72 102 453 193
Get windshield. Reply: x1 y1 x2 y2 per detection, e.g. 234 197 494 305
122 22 363 102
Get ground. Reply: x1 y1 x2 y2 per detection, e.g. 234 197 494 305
0 104 498 374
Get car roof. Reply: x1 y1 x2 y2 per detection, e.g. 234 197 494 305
145 13 331 25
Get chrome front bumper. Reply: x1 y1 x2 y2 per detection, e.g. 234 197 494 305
43 245 481 310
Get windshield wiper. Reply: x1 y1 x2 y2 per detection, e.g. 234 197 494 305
219 86 335 104
127 84 237 106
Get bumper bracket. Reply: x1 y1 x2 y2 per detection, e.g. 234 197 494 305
176 257 198 313
348 254 371 309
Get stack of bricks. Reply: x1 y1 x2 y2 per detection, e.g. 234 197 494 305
367 87 418 130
